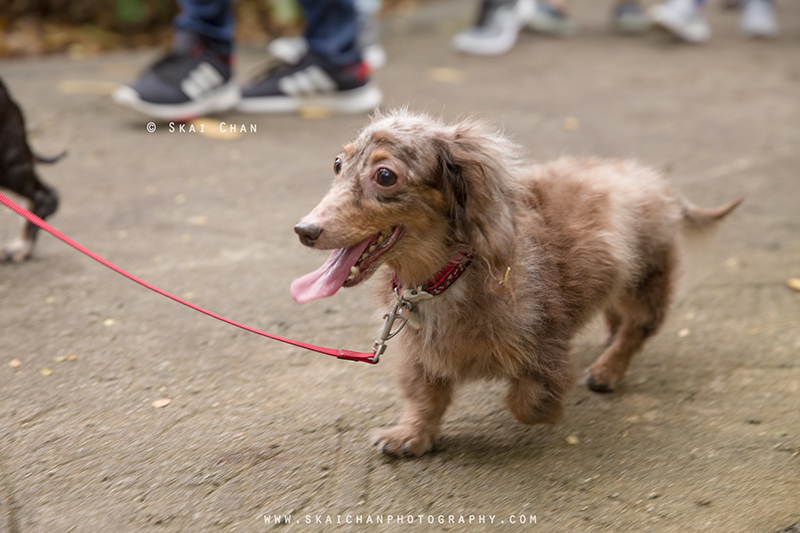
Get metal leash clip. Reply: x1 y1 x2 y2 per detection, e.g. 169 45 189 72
370 286 434 362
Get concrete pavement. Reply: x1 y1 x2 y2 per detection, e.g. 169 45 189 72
1 0 799 531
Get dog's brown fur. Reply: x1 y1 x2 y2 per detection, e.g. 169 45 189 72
296 110 742 457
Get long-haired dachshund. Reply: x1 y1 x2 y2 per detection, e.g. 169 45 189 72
291 110 741 457
0 77 61 262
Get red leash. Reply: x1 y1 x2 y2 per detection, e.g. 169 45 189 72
0 191 378 364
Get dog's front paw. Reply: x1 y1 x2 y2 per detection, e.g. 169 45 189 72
583 364 621 393
1 238 33 262
372 425 436 458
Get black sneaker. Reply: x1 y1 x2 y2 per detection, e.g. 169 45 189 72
113 32 240 121
237 53 381 114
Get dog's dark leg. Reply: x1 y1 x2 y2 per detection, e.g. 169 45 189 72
1 177 58 262
373 361 453 457
585 247 676 392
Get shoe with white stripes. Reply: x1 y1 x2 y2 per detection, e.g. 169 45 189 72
113 34 240 121
238 53 381 114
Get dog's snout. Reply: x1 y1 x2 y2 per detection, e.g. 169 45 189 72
294 222 322 247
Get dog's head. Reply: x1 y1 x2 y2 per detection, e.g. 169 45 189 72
291 110 521 304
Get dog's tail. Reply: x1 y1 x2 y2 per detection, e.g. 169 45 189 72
675 196 743 303
33 150 67 164
680 196 743 229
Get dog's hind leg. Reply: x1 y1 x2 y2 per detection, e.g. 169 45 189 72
373 361 453 457
506 378 565 425
1 196 35 262
584 246 676 392
1 179 59 262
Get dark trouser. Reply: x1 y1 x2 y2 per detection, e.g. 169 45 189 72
173 0 361 65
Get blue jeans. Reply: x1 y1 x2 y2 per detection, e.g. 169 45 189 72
174 0 361 65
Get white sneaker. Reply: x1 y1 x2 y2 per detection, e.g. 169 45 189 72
527 1 578 37
269 36 388 71
650 0 711 43
741 0 778 38
452 0 535 56
268 36 308 65
362 44 387 71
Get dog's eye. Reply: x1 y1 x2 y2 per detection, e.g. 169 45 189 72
333 157 342 174
375 168 397 188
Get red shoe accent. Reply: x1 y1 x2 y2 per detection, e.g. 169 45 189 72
355 61 372 82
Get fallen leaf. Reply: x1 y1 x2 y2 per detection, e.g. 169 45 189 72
299 106 334 119
9 359 22 368
563 117 580 131
66 353 77 361
45 296 55 304
678 328 690 338
187 118 243 140
152 398 172 408
181 292 195 300
787 278 800 292
57 80 119 95
428 67 464 84
103 318 115 327
53 355 66 362
40 367 53 376
187 215 207 226
566 435 580 445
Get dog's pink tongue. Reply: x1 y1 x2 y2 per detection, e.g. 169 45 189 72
291 238 372 304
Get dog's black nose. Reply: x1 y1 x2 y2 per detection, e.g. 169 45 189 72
294 222 322 247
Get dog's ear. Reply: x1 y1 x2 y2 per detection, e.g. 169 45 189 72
436 119 518 282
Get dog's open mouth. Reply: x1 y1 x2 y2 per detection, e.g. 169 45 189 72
290 226 403 303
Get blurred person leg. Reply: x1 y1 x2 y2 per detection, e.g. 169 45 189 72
451 0 535 56
238 0 381 114
113 0 240 120
355 0 387 70
527 0 578 37
269 0 387 70
649 0 711 43
613 0 650 34
741 0 778 38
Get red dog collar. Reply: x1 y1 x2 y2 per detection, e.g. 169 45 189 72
390 250 473 297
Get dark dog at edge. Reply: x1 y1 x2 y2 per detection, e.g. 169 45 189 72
0 78 61 262
291 110 742 458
